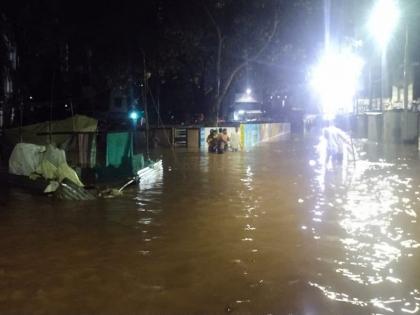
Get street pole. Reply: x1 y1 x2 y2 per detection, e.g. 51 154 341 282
142 51 150 160
369 62 373 111
156 76 160 127
324 0 331 50
403 20 409 111
380 51 384 111
19 99 23 143
49 70 56 144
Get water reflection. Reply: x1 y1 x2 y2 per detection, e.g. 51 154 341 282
308 135 420 313
2 136 420 314
135 167 164 252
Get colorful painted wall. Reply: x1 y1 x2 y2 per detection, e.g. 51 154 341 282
200 123 290 149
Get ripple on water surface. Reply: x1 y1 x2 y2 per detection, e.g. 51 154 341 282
1 139 420 314
305 141 420 314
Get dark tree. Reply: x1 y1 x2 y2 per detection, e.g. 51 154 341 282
158 0 321 123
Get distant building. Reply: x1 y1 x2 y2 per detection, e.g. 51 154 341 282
390 63 420 110
356 58 420 113
231 90 263 122
109 86 130 114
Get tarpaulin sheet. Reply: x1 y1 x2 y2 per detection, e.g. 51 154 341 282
9 143 84 190
4 115 97 146
9 143 46 176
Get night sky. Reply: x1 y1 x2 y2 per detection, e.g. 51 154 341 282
1 0 418 126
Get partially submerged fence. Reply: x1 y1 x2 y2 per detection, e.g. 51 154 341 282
1 122 291 171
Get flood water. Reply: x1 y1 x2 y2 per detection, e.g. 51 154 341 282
1 133 420 314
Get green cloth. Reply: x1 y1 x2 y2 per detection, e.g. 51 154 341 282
106 132 132 168
106 132 144 176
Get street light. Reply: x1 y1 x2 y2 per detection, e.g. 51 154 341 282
368 0 400 50
129 109 143 129
129 110 140 121
368 0 400 111
310 48 364 120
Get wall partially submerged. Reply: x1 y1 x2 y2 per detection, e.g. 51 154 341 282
241 123 290 149
353 112 419 144
199 123 290 150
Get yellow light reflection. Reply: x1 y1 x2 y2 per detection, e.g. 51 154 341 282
307 136 420 313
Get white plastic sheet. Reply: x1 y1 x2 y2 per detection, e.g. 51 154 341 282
9 143 46 176
8 143 84 190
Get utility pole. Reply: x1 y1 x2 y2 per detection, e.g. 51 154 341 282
142 51 150 160
49 70 56 144
156 79 160 127
380 51 384 111
324 0 331 50
403 20 409 111
368 61 373 111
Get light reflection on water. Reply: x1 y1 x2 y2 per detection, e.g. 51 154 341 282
1 136 420 314
308 136 420 313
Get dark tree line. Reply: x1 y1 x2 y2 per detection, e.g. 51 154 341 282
1 0 325 127
158 0 323 122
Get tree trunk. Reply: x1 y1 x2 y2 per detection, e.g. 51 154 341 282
204 4 279 125
216 36 222 99
209 95 223 125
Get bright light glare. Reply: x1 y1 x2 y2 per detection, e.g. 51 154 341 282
129 111 139 120
246 88 252 95
368 0 400 50
311 49 364 120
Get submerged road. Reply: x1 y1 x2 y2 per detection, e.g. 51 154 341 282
1 134 420 314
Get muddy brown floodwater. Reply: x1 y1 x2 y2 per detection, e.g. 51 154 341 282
1 134 420 314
